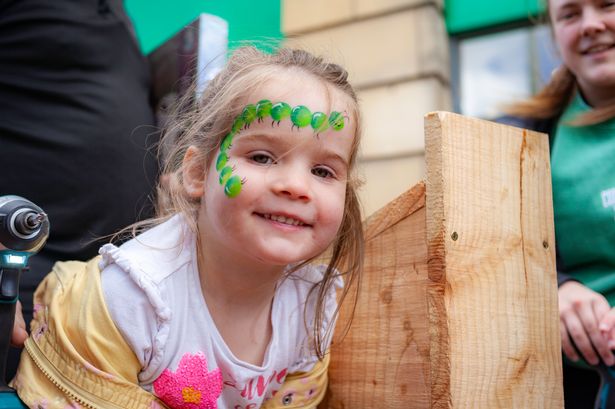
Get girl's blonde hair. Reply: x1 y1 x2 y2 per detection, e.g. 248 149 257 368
155 46 364 359
506 2 615 125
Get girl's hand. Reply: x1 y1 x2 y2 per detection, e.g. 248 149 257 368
559 281 615 366
11 300 27 347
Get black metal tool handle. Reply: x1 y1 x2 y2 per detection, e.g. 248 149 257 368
0 267 21 391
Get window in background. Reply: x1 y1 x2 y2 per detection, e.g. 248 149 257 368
453 25 560 119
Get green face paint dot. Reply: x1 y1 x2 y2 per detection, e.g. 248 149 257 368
311 112 329 133
291 105 312 128
219 166 233 185
256 99 272 122
224 175 242 198
215 152 228 172
232 117 245 133
220 133 233 152
242 104 257 126
271 102 291 124
329 111 345 131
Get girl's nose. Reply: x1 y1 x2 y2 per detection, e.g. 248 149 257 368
581 8 606 37
271 167 311 201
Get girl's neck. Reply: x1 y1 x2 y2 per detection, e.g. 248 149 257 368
197 235 283 366
196 233 285 309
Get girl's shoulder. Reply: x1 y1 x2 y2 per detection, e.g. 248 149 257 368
98 214 197 374
99 214 195 284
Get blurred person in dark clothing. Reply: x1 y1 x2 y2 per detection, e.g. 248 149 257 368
0 0 159 377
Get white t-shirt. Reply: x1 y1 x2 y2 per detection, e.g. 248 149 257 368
99 214 340 408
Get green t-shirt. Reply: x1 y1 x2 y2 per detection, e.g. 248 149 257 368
552 93 615 304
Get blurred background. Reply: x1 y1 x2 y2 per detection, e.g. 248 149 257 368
127 0 559 217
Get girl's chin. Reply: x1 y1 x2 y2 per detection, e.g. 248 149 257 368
254 249 322 268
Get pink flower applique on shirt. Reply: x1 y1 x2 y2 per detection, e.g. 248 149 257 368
153 352 223 409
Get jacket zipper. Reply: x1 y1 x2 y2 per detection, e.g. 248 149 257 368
24 340 107 409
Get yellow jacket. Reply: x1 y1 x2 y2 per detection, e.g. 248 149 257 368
12 257 329 409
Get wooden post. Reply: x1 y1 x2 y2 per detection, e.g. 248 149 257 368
322 112 563 408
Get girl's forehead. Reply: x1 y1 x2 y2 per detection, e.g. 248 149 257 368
243 71 352 114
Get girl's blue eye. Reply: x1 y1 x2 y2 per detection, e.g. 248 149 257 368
251 153 274 164
312 166 334 179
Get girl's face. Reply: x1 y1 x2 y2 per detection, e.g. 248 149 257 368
191 71 356 269
550 0 615 103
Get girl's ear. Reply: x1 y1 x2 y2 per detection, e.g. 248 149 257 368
182 146 206 199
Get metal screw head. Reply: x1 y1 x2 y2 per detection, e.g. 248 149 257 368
451 232 458 241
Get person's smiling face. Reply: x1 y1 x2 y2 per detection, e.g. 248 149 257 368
195 69 357 269
551 0 615 104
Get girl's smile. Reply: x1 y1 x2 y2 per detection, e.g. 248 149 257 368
257 212 311 228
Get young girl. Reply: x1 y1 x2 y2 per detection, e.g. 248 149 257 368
13 46 364 409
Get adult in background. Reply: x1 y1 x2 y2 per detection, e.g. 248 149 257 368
0 0 159 376
503 0 615 406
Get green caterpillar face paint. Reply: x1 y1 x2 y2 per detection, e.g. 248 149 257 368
220 133 234 152
242 104 257 128
219 166 233 185
231 117 245 134
215 152 228 172
217 100 349 198
310 112 329 133
256 99 272 122
271 102 292 126
290 105 312 129
224 175 244 198
329 111 345 131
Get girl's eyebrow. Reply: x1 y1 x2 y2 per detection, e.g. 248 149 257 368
234 132 290 148
236 132 350 168
235 131 278 142
323 151 350 170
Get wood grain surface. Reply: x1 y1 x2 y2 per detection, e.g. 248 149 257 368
321 112 563 409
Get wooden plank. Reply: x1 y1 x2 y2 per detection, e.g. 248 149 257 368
424 111 563 408
323 182 431 408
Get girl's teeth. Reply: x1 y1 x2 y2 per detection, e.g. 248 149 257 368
266 214 303 226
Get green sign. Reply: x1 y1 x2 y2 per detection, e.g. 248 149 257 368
125 0 282 54
445 0 546 34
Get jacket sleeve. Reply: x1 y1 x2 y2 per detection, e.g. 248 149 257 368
556 251 578 287
12 257 167 409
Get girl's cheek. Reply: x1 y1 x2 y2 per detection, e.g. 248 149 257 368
324 190 346 230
